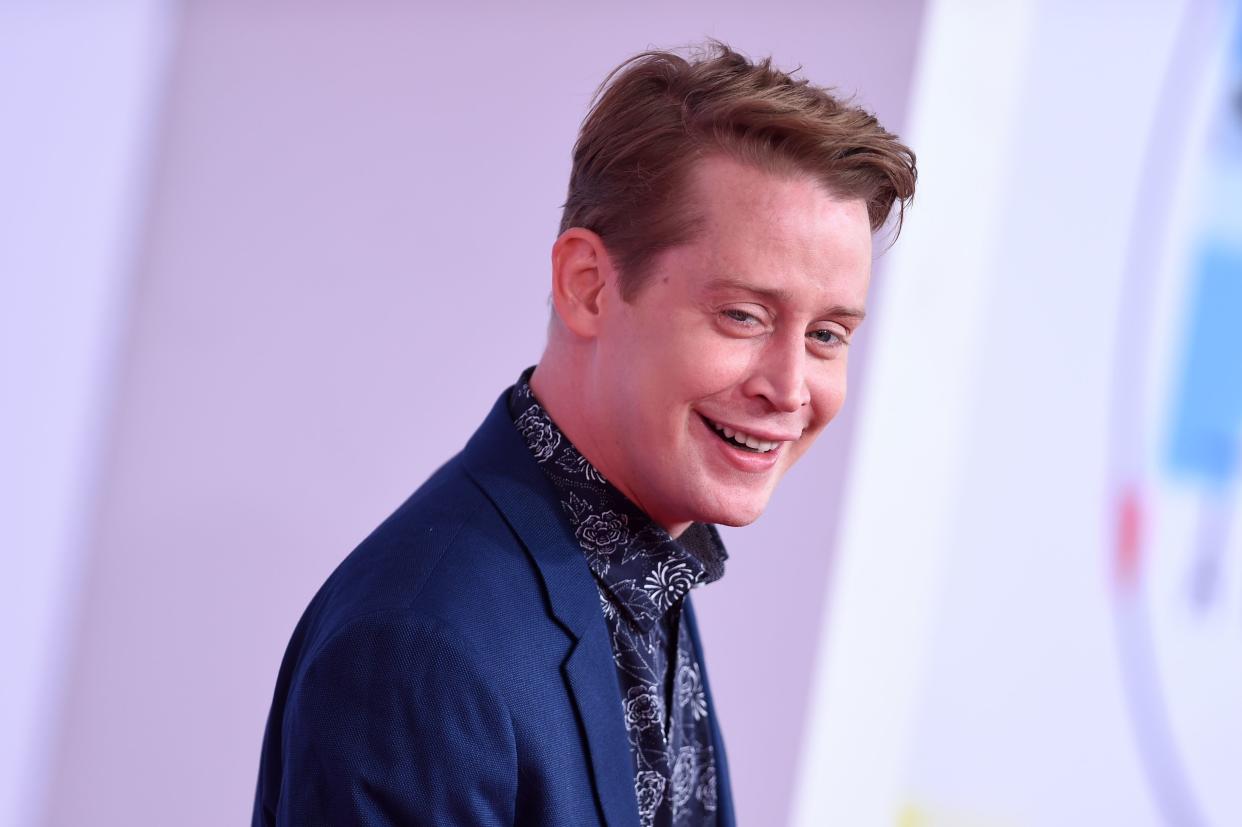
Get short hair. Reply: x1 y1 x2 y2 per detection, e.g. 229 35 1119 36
560 42 918 299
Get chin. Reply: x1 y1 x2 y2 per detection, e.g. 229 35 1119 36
693 491 772 528
711 512 760 529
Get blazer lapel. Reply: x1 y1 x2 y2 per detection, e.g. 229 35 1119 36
462 389 640 827
563 616 644 827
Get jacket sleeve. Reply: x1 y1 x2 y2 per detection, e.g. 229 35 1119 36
274 611 517 826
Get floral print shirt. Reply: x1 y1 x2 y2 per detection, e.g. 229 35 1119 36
509 371 727 827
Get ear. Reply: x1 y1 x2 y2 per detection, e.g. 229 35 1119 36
549 228 617 338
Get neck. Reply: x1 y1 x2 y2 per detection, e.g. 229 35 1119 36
530 346 690 538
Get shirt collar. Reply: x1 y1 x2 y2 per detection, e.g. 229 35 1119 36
507 367 727 632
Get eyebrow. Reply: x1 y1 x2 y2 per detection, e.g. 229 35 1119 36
705 276 867 322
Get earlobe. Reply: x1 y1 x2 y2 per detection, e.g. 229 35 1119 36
549 228 614 338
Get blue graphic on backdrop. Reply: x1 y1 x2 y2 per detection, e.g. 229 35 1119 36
1167 245 1242 488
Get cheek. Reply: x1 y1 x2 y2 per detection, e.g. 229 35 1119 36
782 372 846 470
809 365 848 429
657 324 750 403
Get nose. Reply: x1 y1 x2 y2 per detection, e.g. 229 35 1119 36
741 329 810 413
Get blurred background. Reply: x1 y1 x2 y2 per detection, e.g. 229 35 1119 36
2 0 1239 825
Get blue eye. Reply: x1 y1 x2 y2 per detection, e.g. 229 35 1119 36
722 309 759 326
808 329 846 346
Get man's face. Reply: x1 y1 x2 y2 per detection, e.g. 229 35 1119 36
590 154 874 532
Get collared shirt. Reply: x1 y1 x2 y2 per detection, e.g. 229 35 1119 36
508 370 728 827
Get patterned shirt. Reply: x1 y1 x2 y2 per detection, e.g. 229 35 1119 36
508 371 728 827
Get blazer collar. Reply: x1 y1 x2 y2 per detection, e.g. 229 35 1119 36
460 387 603 638
460 387 641 827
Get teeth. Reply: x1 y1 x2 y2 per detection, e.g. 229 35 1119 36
707 418 780 453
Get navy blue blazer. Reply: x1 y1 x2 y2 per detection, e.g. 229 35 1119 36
252 388 735 826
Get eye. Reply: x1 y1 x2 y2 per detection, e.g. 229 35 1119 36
721 308 761 327
807 327 848 348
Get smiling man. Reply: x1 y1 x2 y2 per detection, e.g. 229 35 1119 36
253 43 915 827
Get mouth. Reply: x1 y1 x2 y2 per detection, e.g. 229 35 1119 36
698 414 784 454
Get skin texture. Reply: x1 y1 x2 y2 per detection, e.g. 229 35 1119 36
532 154 873 537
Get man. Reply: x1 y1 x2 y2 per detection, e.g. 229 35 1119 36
252 42 915 826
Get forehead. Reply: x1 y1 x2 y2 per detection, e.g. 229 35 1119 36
678 155 873 299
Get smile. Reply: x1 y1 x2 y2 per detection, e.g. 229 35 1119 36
699 415 783 453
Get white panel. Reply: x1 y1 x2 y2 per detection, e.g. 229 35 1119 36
0 3 176 825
